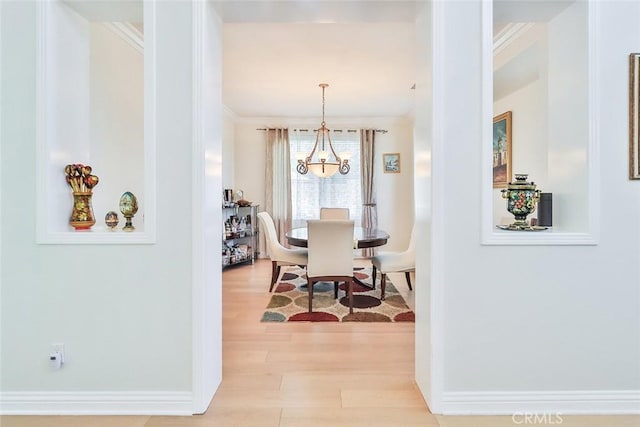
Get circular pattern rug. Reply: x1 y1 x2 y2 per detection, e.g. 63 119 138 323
261 266 415 322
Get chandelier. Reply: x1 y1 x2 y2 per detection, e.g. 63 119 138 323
296 83 351 177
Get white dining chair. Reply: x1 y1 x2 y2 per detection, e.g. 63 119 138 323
306 219 355 314
371 227 415 300
319 207 350 220
257 212 308 292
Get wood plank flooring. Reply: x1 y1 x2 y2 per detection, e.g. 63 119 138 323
206 259 430 426
2 259 639 426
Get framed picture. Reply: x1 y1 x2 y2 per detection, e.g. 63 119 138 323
493 111 512 188
630 53 640 179
383 153 400 173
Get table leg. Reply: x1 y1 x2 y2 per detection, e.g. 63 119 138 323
353 272 375 291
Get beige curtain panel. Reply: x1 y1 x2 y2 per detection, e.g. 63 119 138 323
265 128 292 248
360 129 377 257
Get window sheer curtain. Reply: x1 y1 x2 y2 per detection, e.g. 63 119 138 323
265 128 292 248
290 129 362 229
360 129 377 257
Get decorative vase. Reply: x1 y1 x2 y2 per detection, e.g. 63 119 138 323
69 191 96 230
119 191 139 232
64 163 99 231
498 174 543 231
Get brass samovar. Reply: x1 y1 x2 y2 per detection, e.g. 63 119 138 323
497 174 544 231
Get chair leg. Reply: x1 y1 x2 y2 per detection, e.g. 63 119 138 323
269 262 281 292
308 279 314 312
381 273 387 301
334 281 339 299
347 279 354 314
372 266 377 289
405 271 413 291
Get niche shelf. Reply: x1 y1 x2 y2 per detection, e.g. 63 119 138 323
481 0 599 246
36 0 156 244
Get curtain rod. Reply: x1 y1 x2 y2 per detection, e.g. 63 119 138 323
256 128 388 134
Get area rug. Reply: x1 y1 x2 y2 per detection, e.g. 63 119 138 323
261 266 415 322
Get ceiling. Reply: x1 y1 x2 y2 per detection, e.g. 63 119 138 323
63 0 575 120
221 22 418 118
217 0 575 119
214 1 424 119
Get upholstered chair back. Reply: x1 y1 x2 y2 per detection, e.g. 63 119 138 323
257 211 287 259
319 207 350 220
306 219 354 278
257 211 308 292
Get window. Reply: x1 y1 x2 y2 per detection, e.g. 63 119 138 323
290 130 361 228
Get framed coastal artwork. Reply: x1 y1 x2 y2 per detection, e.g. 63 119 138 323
383 153 400 173
630 53 640 179
493 111 512 188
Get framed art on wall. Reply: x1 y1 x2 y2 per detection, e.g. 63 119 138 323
493 111 512 188
383 153 400 173
630 53 640 179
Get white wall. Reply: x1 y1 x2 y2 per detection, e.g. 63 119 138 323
44 0 91 232
435 0 640 413
222 108 235 191
546 1 589 233
230 118 415 253
413 0 433 407
1 0 215 413
90 23 144 228
493 79 548 225
192 0 224 412
375 119 415 251
231 121 267 214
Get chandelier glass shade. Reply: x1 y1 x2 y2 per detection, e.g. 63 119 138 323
296 84 351 177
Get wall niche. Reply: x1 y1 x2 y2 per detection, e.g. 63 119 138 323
484 0 598 245
36 0 155 244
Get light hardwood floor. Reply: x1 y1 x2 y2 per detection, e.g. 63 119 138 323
2 259 638 426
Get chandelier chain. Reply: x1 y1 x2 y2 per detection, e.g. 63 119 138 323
320 83 327 126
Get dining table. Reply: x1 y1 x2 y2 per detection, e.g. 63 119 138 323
285 226 390 249
285 226 390 290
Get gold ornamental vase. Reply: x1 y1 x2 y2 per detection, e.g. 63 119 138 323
69 191 96 230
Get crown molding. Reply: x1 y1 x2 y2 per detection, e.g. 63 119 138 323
231 115 412 128
104 22 144 53
493 22 535 56
223 105 238 120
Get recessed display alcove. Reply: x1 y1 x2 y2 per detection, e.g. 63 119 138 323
482 0 599 245
36 0 155 244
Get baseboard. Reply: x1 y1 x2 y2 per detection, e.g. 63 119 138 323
441 390 640 415
0 391 193 415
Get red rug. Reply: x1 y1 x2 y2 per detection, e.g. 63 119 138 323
261 266 415 322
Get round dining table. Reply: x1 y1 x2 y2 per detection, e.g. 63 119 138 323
285 226 390 249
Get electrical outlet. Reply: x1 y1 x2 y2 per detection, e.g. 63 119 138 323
51 343 64 364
